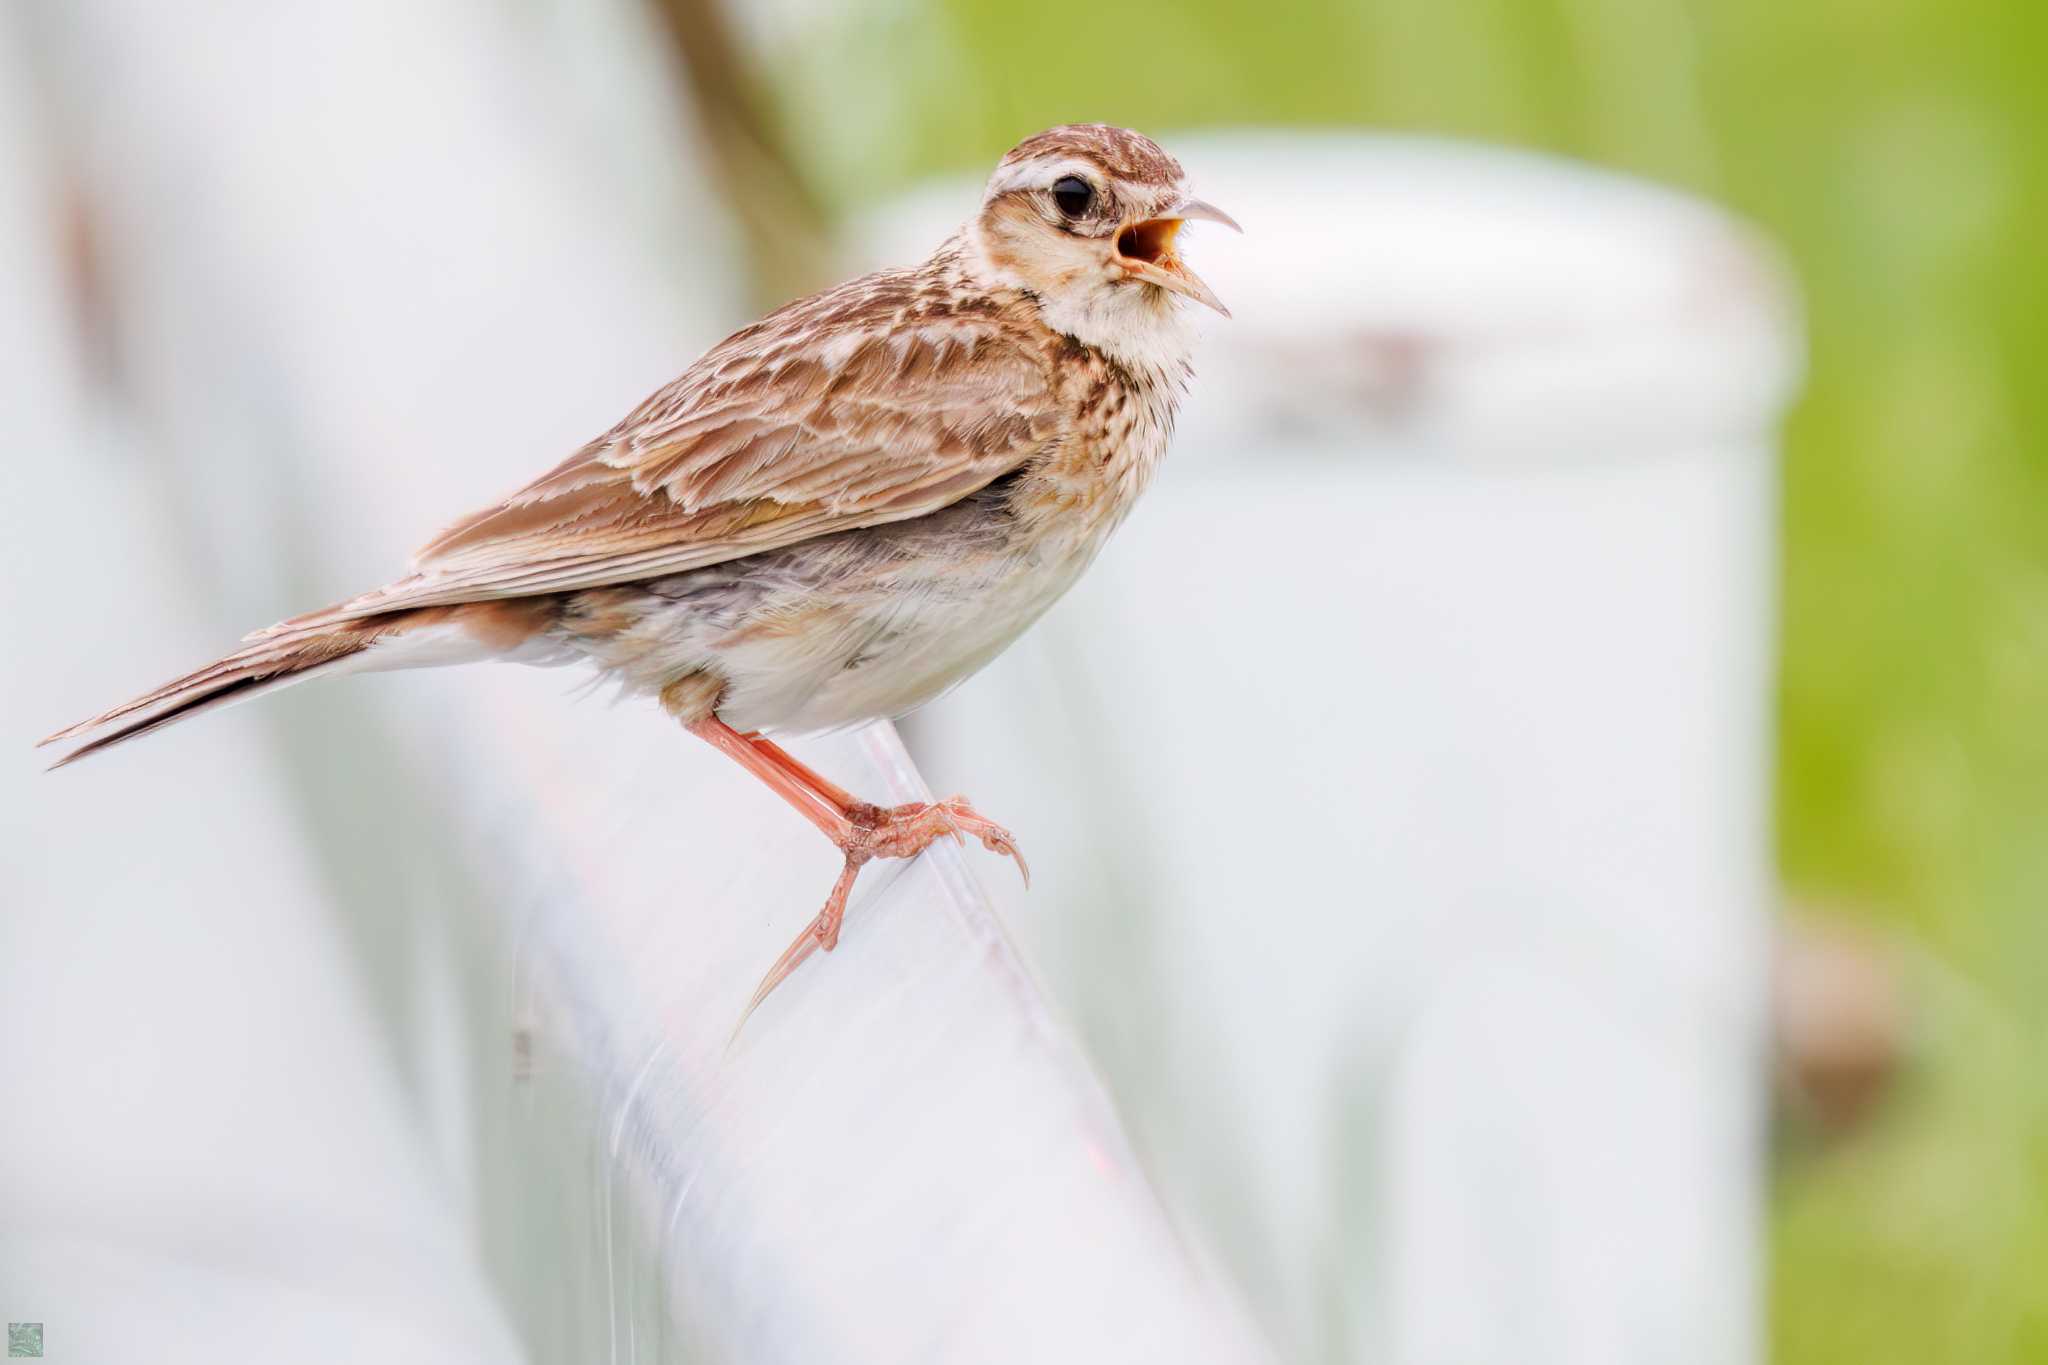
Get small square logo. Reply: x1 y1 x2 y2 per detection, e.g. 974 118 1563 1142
6 1324 41 1359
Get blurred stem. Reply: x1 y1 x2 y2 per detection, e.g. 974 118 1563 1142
646 0 834 308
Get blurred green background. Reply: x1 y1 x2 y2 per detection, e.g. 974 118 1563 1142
750 1 2048 1359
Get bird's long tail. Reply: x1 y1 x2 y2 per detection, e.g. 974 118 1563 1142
38 600 552 768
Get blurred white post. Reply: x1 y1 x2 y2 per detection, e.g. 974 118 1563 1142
882 134 1799 1365
4 6 1268 1362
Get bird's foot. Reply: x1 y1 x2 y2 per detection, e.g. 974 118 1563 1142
843 796 1030 895
732 795 1027 1038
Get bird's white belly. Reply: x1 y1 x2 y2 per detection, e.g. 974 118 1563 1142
711 547 1089 735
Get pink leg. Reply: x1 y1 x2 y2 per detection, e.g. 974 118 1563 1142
732 728 861 812
686 716 1027 1027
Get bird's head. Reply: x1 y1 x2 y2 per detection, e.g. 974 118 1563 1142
969 125 1239 367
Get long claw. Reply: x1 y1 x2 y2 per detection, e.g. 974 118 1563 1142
729 922 824 1046
729 856 861 1043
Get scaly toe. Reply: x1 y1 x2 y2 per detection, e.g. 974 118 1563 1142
860 797 1027 886
931 798 1030 888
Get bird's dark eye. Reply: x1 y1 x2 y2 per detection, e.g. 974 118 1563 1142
1050 176 1095 220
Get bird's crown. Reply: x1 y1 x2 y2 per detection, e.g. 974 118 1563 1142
990 124 1185 192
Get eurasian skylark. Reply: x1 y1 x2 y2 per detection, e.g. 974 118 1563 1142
43 124 1238 1016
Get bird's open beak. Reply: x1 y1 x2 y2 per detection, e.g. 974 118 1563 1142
1114 197 1241 318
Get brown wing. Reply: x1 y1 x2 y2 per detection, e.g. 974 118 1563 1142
262 267 1060 634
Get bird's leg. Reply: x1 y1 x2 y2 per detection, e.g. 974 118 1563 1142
688 716 1028 889
730 728 863 818
730 729 996 863
687 716 849 844
732 729 1030 883
684 715 1027 1021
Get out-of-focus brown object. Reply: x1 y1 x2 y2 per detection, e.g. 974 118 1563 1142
1773 914 1908 1137
646 0 833 306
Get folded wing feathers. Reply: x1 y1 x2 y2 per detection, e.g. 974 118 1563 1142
248 265 1059 639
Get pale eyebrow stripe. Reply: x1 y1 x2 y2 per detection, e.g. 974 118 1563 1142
984 156 1097 198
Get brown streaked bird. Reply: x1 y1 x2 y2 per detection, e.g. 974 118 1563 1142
41 124 1239 1019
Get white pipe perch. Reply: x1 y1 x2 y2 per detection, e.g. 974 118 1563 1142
3 4 1268 1361
879 134 1801 1365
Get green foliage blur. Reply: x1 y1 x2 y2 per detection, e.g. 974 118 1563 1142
762 1 2048 1358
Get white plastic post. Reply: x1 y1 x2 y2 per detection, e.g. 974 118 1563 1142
881 134 1800 1365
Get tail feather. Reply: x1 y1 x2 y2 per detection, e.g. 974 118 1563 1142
39 603 536 768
